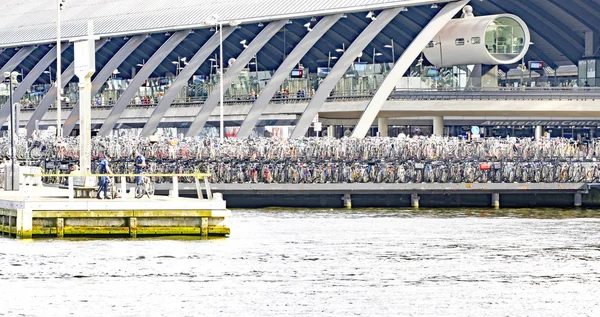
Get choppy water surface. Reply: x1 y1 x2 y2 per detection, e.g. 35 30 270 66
1 208 600 316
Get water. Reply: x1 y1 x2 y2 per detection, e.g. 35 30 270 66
1 208 600 316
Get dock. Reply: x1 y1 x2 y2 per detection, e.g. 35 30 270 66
156 183 593 209
1 179 230 239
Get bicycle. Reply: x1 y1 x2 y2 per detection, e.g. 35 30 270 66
135 173 155 199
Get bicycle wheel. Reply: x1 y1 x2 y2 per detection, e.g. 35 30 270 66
148 182 155 196
135 184 144 199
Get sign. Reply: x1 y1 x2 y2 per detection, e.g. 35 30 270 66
73 21 97 80
314 122 322 132
470 126 480 134
529 61 543 70
317 67 329 77
480 120 600 127
291 69 303 78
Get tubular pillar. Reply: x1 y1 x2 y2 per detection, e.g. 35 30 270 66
140 27 235 137
411 193 419 208
26 40 107 136
343 193 352 209
492 193 500 209
290 8 403 139
378 117 389 137
574 193 582 207
0 46 35 76
98 31 189 136
0 44 69 128
433 116 444 136
535 126 543 140
352 0 469 138
62 35 146 136
236 15 342 138
185 20 287 137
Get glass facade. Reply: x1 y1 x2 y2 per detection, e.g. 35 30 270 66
485 17 526 57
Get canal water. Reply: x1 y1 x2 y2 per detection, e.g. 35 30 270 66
1 208 600 316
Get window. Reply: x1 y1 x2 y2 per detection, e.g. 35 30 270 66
471 37 481 44
455 38 465 46
427 41 435 48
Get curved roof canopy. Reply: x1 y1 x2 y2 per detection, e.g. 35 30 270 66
0 0 596 84
0 0 443 47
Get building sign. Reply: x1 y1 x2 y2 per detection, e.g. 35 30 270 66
480 120 600 127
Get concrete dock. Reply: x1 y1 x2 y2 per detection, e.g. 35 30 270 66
156 183 592 208
0 187 230 239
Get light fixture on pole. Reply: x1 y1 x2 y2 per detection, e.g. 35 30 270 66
303 22 313 32
328 51 338 69
366 11 376 21
206 13 224 142
335 43 345 53
372 49 383 66
3 71 20 191
43 68 52 85
136 59 146 67
384 39 395 64
56 0 66 138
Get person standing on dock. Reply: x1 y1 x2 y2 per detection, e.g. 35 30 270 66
134 150 146 185
97 154 113 199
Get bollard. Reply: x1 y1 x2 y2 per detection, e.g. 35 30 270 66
574 193 583 207
120 177 127 200
491 193 500 209
68 176 74 200
172 176 179 198
411 193 420 208
343 193 352 209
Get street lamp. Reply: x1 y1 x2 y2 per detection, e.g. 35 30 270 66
328 51 338 69
56 0 66 138
372 48 383 83
171 57 187 76
240 40 259 93
384 39 395 64
43 68 52 86
3 71 20 191
206 14 224 142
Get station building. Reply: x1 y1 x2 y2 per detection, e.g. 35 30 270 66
0 0 598 139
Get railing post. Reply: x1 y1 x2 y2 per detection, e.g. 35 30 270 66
68 176 74 200
204 176 212 200
120 176 126 200
172 176 179 199
195 175 204 200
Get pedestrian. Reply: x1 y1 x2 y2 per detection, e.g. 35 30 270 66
133 150 146 185
97 154 113 199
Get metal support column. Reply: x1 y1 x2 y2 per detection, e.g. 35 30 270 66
25 40 106 136
62 35 146 136
185 20 287 137
377 117 389 137
236 15 341 138
433 116 444 136
0 45 69 128
352 0 469 138
98 31 189 136
140 27 235 137
290 8 402 138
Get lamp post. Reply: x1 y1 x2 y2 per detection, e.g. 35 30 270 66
207 14 224 142
335 44 345 95
328 51 337 69
4 71 19 191
43 68 52 86
372 48 383 93
384 39 395 64
56 0 66 138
